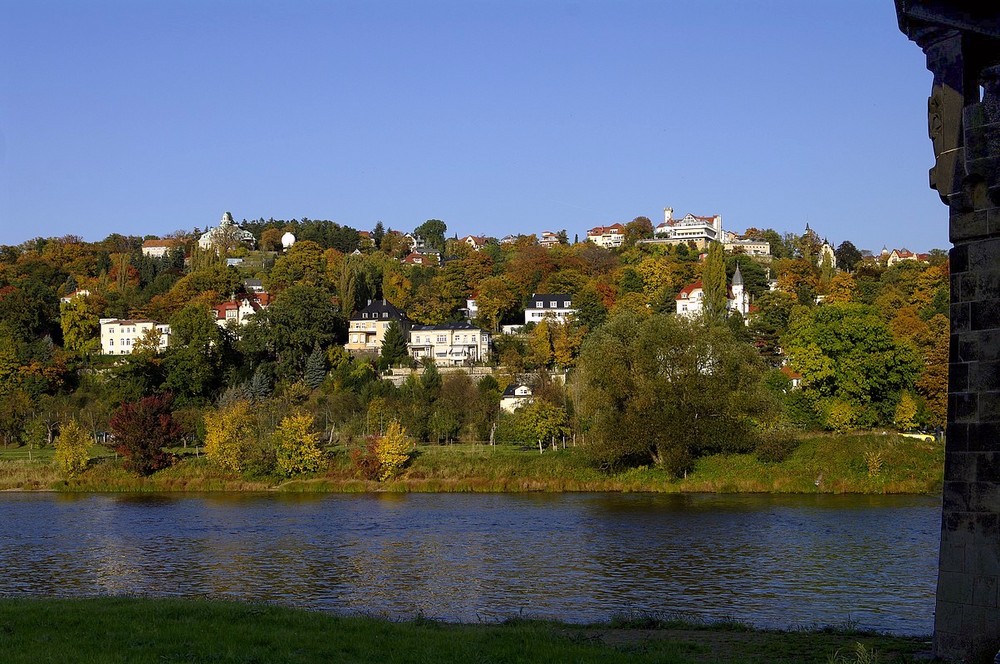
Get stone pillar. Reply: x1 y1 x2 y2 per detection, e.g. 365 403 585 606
895 3 1000 662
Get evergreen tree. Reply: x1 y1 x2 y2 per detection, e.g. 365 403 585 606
701 241 728 322
304 344 327 389
379 320 407 368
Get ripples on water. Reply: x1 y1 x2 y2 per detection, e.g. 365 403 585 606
0 492 939 634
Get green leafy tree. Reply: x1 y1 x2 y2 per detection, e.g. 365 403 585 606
54 419 91 477
413 219 447 253
782 303 921 426
59 296 100 356
700 241 728 322
579 311 776 475
274 412 324 476
379 320 408 368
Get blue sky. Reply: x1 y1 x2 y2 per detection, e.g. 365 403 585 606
0 0 946 252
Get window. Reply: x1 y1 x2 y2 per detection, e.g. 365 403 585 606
535 301 542 308
382 312 388 318
550 301 557 308
565 301 571 307
436 335 447 344
362 313 368 319
109 339 114 346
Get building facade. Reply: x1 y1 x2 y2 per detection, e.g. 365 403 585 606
586 223 625 248
408 322 490 366
653 208 723 250
675 266 749 318
100 319 171 355
346 299 411 355
524 293 576 325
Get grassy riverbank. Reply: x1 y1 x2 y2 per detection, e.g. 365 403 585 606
0 597 935 663
0 432 943 494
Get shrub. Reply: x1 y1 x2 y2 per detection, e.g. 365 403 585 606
204 400 257 473
109 393 180 475
755 430 801 463
375 420 413 481
273 412 324 476
53 420 90 477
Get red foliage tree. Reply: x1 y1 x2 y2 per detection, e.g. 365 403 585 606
109 393 181 475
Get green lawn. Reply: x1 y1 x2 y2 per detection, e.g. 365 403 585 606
0 597 937 664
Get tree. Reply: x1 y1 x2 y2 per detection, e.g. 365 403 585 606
782 303 921 426
54 419 90 477
304 344 327 389
835 241 863 273
700 241 728 322
59 295 100 356
379 320 408 368
204 399 258 472
273 412 324 476
109 393 180 475
578 311 776 475
375 420 412 481
413 219 447 253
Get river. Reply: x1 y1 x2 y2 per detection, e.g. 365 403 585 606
0 492 939 635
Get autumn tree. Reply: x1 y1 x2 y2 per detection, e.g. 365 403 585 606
375 420 412 481
109 393 180 475
204 399 258 472
54 419 90 477
59 295 100 356
273 412 324 476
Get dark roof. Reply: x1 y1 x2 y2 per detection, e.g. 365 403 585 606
526 294 573 309
410 322 488 332
351 299 410 322
502 383 531 397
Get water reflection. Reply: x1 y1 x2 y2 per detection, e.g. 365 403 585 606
0 492 938 634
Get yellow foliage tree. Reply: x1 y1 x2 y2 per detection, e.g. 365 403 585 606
274 412 324 476
204 400 257 472
53 419 90 477
376 420 412 481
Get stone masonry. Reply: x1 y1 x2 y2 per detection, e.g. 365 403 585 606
895 3 1000 662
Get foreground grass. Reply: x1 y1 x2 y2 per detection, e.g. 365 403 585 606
0 432 943 494
0 597 936 664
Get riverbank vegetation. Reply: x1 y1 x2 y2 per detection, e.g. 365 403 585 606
0 597 936 663
0 431 943 494
0 222 948 487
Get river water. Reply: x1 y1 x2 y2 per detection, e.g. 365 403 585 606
0 492 939 635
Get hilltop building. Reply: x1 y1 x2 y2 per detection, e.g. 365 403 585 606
675 265 749 319
100 319 171 355
346 299 412 355
408 322 491 366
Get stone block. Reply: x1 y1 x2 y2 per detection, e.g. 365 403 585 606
935 599 965 636
970 540 1000 579
944 481 972 511
968 238 1000 272
968 423 1000 452
972 331 1000 361
980 392 1000 422
952 243 969 273
977 269 1000 300
971 361 1000 391
951 392 979 422
939 570 974 604
941 539 968 573
973 576 999 608
976 452 1000 482
946 451 977 482
951 210 990 242
952 301 971 333
950 362 970 392
971 300 1000 331
949 422 969 451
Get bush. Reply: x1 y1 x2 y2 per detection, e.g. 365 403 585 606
53 420 91 477
273 412 324 476
755 430 801 463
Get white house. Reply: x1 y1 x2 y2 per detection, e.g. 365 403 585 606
60 289 91 304
524 293 576 325
346 299 412 355
538 231 562 248
653 208 723 250
586 224 625 248
675 265 749 319
141 239 185 258
408 322 491 366
198 212 256 252
461 235 488 251
211 293 271 328
100 319 171 355
501 384 533 413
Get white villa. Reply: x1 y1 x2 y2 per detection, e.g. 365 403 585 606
524 293 576 325
586 224 625 249
675 265 750 319
100 319 171 355
653 208 723 250
198 212 256 252
211 293 271 328
141 238 185 258
408 322 491 366
346 299 412 355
